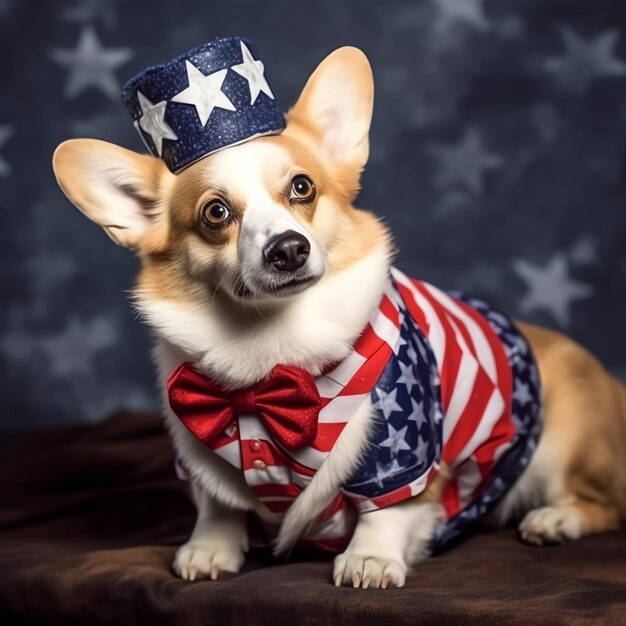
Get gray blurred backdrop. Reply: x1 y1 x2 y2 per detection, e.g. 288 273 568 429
1 0 625 437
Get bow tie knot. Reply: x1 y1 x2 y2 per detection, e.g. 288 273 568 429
167 363 322 451
230 387 256 414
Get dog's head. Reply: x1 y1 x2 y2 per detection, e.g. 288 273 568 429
53 47 390 331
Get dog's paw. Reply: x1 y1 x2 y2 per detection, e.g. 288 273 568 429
173 535 246 581
333 552 406 589
519 506 582 546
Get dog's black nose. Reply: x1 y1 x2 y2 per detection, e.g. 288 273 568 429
263 230 310 272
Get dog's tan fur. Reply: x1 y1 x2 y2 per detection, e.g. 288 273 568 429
514 323 626 539
52 44 626 587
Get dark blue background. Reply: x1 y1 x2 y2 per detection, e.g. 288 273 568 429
1 0 625 437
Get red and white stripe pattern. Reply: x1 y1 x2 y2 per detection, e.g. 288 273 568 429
207 268 515 548
390 268 514 520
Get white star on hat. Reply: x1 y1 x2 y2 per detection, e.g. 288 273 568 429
231 41 274 105
136 91 178 156
171 61 236 127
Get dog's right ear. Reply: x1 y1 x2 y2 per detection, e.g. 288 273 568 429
286 46 374 175
52 139 168 249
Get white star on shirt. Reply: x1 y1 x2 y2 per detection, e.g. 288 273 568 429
396 361 419 393
371 459 402 489
395 333 408 351
379 424 411 457
231 41 274 105
372 387 403 419
136 91 178 156
50 27 133 100
415 436 429 466
513 254 593 327
406 341 418 365
513 379 533 406
171 61 236 126
407 397 428 430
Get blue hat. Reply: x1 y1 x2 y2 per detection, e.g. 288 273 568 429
122 37 285 173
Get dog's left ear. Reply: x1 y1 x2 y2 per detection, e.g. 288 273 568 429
287 46 374 176
53 139 168 249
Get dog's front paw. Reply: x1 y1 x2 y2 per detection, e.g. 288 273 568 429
519 505 582 546
333 551 406 589
173 531 247 581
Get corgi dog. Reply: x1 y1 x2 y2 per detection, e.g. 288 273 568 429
52 46 626 590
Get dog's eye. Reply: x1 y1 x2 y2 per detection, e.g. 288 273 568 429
290 175 315 202
201 200 231 227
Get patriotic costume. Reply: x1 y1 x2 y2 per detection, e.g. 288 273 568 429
126 38 542 553
168 268 542 553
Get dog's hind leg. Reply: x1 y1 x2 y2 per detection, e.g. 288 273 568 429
495 323 626 545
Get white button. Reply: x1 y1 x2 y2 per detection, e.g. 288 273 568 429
251 440 262 451
252 459 266 470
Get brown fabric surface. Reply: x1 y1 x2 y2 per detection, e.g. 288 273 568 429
1 413 625 625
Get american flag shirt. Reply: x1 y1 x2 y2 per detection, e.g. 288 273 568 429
175 267 542 552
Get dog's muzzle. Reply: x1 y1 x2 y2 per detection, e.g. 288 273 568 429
263 230 310 272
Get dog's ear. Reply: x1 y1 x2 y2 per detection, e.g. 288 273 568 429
287 46 374 174
53 139 168 249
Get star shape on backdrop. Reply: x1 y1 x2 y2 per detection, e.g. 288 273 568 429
2 316 117 378
569 237 597 265
50 27 133 100
430 0 489 32
431 189 473 219
73 378 156 423
0 0 14 17
379 424 412 457
431 128 504 195
26 251 77 296
172 61 236 126
136 91 178 156
61 0 126 27
513 254 593 327
396 361 419 393
231 41 274 105
39 316 117 377
372 387 403 420
545 27 626 95
0 124 14 177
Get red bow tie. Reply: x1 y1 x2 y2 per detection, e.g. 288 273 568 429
167 363 322 451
